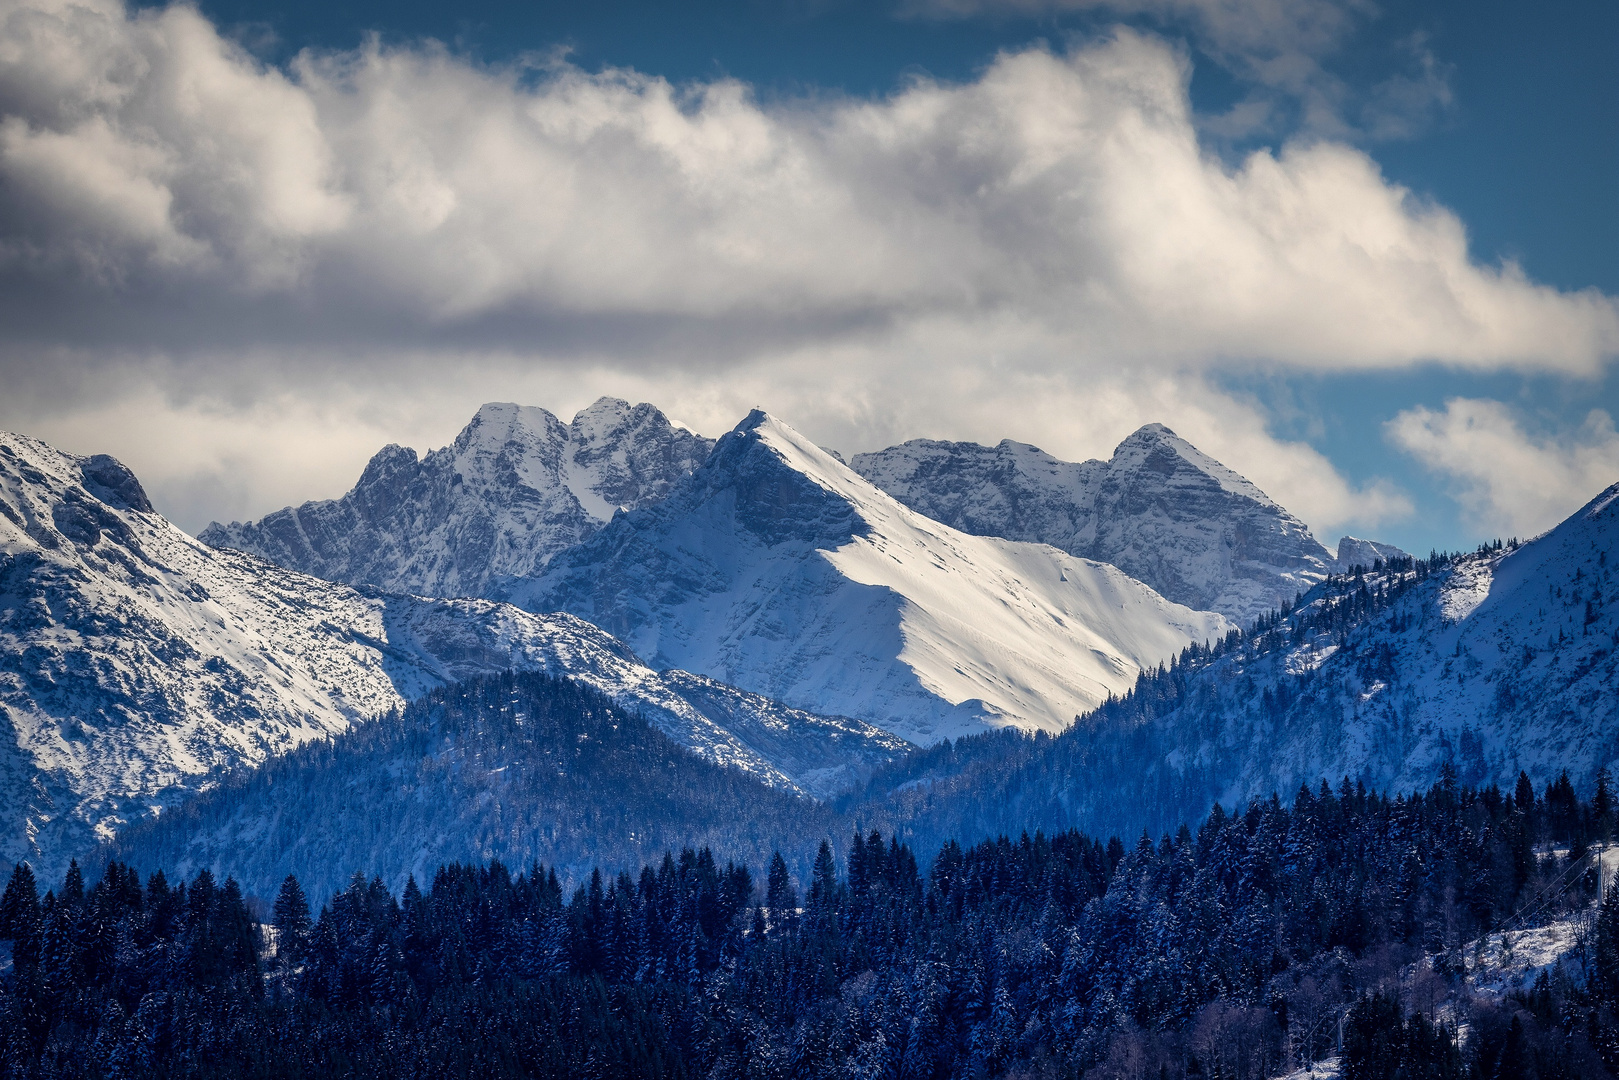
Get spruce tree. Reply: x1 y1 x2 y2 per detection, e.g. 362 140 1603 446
1595 881 1619 1012
766 852 797 919
59 861 84 909
272 874 312 965
1597 765 1615 844
0 863 38 940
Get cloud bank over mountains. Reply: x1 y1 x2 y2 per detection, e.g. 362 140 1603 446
0 0 1613 541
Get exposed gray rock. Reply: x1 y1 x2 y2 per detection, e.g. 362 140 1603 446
201 398 714 599
852 424 1337 627
1335 535 1410 571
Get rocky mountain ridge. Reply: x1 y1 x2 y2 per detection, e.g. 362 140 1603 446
0 430 902 880
521 410 1233 744
850 425 1398 627
202 399 714 599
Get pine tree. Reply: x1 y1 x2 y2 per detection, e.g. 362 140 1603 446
766 852 798 925
1595 882 1619 1011
39 904 81 997
273 874 313 965
808 840 838 918
1597 765 1615 844
59 860 84 909
0 863 38 940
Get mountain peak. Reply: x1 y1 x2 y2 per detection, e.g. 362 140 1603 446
851 424 1335 625
570 396 636 437
1336 535 1410 571
203 400 715 597
735 406 773 432
529 410 1230 743
79 453 153 514
1121 422 1180 443
460 401 565 450
1108 424 1274 507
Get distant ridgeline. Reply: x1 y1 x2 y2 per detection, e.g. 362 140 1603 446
103 531 1619 905
3 774 1617 1078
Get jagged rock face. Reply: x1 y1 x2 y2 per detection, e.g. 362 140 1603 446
201 398 715 599
0 430 902 882
1335 535 1409 571
523 410 1232 745
852 424 1337 627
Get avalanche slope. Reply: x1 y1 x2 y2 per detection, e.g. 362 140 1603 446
202 398 714 598
0 431 904 880
851 424 1378 627
522 410 1233 745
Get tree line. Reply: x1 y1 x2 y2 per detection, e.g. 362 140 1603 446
4 773 1618 1077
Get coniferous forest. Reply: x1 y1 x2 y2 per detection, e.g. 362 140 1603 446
3 771 1618 1078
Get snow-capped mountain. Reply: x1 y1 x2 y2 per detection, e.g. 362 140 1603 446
1066 482 1619 818
0 430 903 881
520 410 1233 745
202 399 714 598
866 481 1619 846
850 425 1349 627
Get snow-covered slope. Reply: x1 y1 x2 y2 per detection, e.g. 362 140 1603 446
521 411 1233 745
1067 481 1619 820
201 399 714 598
839 487 1619 851
851 425 1344 627
0 430 904 880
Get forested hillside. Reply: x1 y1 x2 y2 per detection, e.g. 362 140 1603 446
103 673 833 903
846 520 1619 855
5 777 1616 1078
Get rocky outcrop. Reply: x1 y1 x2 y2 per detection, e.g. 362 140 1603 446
853 425 1340 627
201 399 714 598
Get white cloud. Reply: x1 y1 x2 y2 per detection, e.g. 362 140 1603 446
0 0 1611 543
895 0 1453 142
0 1 1610 368
1387 399 1619 538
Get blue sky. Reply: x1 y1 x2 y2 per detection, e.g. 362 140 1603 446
2 0 1615 554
